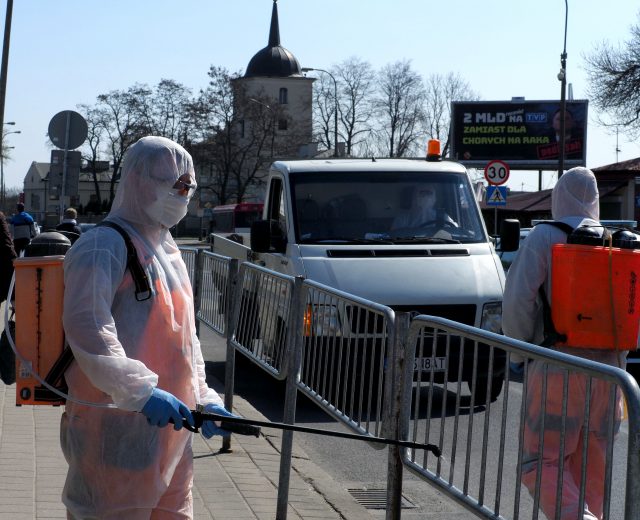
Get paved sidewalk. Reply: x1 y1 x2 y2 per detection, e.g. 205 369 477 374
0 377 373 520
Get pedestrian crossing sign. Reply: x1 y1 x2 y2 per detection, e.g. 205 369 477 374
486 186 507 206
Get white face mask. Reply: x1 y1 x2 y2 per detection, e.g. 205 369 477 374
146 190 189 228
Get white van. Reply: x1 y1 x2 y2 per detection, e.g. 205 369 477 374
214 151 507 398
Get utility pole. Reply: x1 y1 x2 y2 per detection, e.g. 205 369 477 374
0 0 13 135
557 0 568 178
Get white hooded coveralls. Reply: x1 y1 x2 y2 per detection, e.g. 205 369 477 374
502 167 625 520
61 136 223 519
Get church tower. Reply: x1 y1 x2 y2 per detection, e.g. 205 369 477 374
233 0 314 155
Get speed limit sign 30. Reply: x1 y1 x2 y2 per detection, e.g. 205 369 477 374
484 160 510 186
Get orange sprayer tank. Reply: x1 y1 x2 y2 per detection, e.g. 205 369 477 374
551 243 640 350
13 255 66 405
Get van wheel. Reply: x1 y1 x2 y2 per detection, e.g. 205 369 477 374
468 374 503 403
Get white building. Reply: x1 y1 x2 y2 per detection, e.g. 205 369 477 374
22 160 114 228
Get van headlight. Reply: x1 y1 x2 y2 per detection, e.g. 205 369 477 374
304 304 342 337
480 302 502 334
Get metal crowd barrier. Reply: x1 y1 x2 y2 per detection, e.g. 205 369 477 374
179 249 640 520
229 262 295 380
401 315 640 520
295 279 394 440
196 251 237 335
178 246 198 294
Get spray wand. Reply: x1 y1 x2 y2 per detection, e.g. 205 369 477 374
179 404 442 457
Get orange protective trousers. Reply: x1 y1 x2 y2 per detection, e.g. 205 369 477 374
521 363 621 520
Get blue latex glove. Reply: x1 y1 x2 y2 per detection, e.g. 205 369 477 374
202 403 237 439
141 388 195 431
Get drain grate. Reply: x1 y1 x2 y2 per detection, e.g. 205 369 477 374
347 488 417 510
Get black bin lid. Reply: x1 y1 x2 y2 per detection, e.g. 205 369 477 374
24 231 72 257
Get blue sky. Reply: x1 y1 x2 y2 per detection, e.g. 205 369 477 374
3 0 639 192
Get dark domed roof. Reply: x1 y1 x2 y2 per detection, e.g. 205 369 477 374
244 1 302 78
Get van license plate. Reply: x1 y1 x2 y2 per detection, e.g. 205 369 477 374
414 357 447 372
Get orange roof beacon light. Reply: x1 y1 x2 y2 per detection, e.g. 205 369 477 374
426 139 442 162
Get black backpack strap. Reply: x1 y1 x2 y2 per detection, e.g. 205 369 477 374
97 221 152 301
34 221 153 403
534 220 574 235
535 221 574 346
538 285 567 347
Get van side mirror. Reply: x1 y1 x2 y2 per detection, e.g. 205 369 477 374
499 219 521 252
251 219 287 253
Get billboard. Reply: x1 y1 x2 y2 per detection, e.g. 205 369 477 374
450 100 588 169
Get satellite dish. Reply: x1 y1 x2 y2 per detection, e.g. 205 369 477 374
48 110 88 150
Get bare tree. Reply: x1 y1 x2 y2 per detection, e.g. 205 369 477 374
309 73 335 151
189 67 287 205
95 85 152 202
335 57 375 156
424 72 479 157
77 104 107 212
150 79 193 145
585 17 640 137
375 60 427 157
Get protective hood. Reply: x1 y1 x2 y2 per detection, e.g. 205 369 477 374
108 136 196 240
551 166 599 221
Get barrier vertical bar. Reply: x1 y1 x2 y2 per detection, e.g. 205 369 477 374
385 312 409 520
221 259 239 453
276 277 305 520
624 374 640 519
193 249 203 336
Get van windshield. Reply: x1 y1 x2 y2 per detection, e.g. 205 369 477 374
291 171 486 244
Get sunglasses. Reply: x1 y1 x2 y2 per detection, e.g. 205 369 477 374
173 178 197 196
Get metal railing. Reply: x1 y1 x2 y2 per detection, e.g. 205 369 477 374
401 315 640 520
229 262 295 380
196 251 236 335
179 247 640 520
296 279 394 440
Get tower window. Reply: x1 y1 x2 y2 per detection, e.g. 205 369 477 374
279 88 288 104
278 119 288 131
239 119 245 138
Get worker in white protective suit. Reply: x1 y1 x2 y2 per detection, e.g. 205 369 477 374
502 166 625 520
61 136 233 519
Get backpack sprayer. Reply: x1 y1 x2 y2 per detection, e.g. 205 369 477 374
551 225 640 351
5 230 441 456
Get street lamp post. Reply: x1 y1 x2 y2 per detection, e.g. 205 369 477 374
302 67 339 157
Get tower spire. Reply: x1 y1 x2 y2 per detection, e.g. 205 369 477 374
268 0 280 47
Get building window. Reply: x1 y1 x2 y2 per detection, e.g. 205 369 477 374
278 119 288 131
279 88 288 104
239 119 245 138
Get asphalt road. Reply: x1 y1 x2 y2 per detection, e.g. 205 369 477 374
199 325 630 519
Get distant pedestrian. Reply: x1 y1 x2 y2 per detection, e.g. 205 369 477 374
56 208 82 244
9 203 37 256
0 211 16 302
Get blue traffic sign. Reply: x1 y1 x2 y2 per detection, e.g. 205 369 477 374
486 186 507 206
